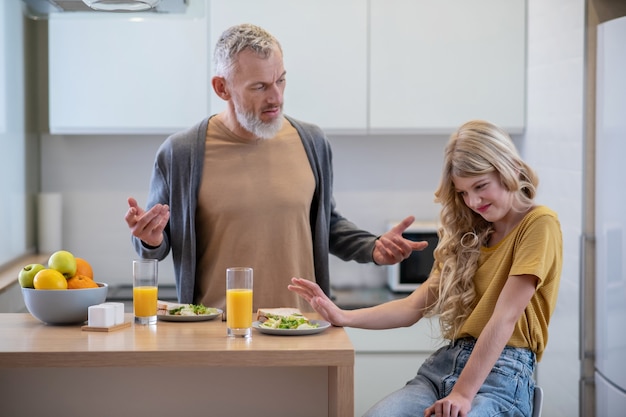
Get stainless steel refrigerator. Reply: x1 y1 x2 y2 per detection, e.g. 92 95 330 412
594 14 626 417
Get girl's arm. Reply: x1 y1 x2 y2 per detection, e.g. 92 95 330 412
289 276 436 329
424 273 538 417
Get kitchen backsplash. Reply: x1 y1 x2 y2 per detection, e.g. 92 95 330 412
40 133 445 289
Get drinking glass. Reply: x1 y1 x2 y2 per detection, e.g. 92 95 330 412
133 259 158 325
226 267 253 338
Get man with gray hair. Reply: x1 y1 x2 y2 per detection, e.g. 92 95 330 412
124 23 424 312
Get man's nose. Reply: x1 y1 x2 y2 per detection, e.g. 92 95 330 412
266 84 283 103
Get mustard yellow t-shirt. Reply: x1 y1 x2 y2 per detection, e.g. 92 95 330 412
457 206 563 361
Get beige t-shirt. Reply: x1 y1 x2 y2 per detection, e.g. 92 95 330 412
458 206 563 361
194 117 316 313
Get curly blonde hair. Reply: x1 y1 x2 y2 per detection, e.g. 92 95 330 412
423 120 538 339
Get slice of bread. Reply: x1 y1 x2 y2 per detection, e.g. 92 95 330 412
157 300 183 313
256 307 305 322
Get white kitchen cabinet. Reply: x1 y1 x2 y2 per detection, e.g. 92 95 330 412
353 353 429 415
208 0 368 134
346 319 443 416
48 0 209 134
47 0 525 136
369 0 526 134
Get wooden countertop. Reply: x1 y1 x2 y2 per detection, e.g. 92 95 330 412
0 313 354 369
0 313 355 416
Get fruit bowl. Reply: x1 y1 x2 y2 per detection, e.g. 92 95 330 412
22 283 108 325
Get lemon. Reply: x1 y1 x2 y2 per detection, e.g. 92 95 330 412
33 269 68 290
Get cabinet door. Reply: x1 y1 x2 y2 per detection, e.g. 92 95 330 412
354 353 430 416
369 0 526 134
346 322 442 417
208 0 368 134
49 0 209 134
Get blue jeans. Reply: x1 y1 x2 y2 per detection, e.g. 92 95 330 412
363 338 536 417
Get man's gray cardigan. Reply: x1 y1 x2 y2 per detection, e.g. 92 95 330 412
132 115 377 303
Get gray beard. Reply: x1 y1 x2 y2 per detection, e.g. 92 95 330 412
234 103 284 140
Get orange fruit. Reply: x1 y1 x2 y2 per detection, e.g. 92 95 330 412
74 258 94 280
67 274 99 289
33 269 68 290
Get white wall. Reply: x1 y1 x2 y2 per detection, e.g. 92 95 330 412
522 1 584 416
0 0 29 265
332 4 586 414
39 131 447 289
39 133 177 286
38 0 585 414
329 134 445 288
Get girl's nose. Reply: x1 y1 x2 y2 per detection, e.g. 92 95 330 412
467 193 481 208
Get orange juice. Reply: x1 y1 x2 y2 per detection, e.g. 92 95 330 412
226 289 253 328
133 286 158 317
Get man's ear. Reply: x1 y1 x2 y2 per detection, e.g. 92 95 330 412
211 76 230 101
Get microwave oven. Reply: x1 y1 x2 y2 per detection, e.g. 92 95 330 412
386 221 439 292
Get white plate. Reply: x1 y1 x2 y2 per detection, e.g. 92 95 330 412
157 309 222 322
252 320 331 335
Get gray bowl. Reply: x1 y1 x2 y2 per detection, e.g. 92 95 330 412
22 283 108 325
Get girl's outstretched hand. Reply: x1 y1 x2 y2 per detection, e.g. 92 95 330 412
288 278 346 326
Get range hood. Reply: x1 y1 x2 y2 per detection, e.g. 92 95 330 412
22 0 188 18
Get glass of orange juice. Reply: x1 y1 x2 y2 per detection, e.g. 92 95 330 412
226 267 253 338
133 259 158 325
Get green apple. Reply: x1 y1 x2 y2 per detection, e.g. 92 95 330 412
48 250 77 279
18 263 46 288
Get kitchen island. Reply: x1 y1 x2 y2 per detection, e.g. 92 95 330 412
0 313 354 417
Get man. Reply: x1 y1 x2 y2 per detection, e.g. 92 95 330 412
124 23 425 312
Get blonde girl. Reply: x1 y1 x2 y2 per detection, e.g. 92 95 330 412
289 120 562 417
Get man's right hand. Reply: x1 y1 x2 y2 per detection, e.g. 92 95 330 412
124 197 170 247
